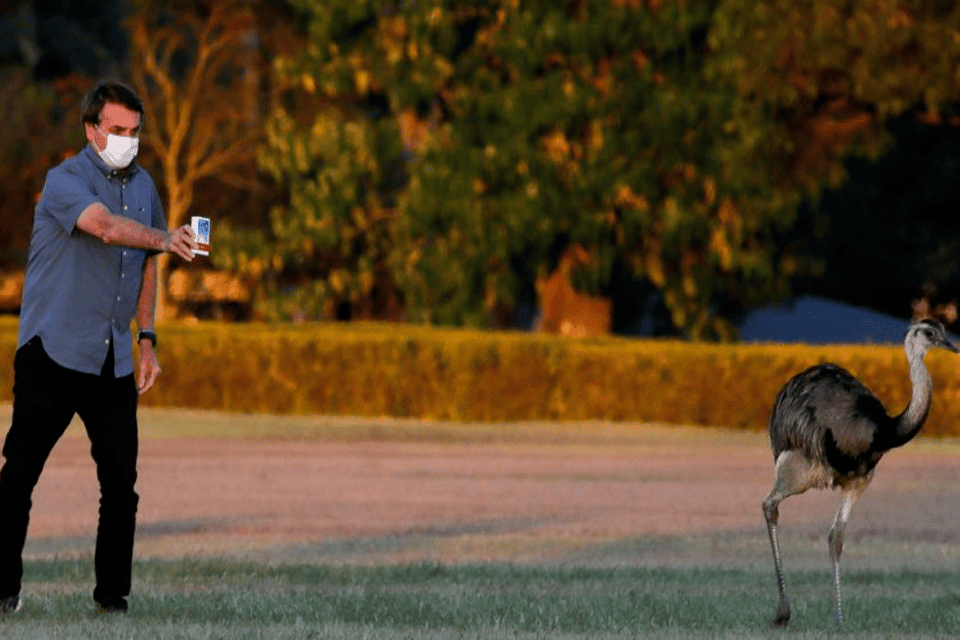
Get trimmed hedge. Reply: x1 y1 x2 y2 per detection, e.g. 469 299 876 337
0 317 958 436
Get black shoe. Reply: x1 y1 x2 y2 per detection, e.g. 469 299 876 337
94 597 128 615
0 595 21 615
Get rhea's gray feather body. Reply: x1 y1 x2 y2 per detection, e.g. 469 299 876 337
768 321 951 483
761 319 958 628
768 363 891 484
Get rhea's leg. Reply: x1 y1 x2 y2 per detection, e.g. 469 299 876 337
828 479 869 627
762 451 816 628
762 492 790 627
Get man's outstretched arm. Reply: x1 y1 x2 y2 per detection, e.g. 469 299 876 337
76 202 197 261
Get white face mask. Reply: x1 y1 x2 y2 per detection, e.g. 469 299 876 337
95 126 139 170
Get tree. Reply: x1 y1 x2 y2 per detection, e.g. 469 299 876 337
225 105 406 321
709 0 960 318
231 0 960 336
126 2 265 318
710 0 960 194
251 0 799 337
209 0 410 322
0 70 89 268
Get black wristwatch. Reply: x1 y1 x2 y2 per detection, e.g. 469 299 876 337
137 329 157 347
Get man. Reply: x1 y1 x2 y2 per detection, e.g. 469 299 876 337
0 80 197 615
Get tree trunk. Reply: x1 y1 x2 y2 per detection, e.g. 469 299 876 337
159 180 187 322
156 252 172 321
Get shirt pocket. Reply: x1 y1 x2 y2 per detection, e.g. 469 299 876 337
121 182 152 226
129 203 151 226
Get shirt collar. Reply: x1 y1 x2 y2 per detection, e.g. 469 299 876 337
83 143 140 181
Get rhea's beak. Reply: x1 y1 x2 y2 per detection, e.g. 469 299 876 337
941 336 960 354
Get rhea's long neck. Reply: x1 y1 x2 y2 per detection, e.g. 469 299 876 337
891 352 933 449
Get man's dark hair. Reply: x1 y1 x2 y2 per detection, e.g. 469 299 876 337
81 80 145 128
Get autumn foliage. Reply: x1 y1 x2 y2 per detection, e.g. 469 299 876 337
212 0 960 337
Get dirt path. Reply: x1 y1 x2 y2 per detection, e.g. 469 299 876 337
19 420 960 569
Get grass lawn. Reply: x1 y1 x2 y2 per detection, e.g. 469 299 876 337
1 405 958 638
1 559 958 639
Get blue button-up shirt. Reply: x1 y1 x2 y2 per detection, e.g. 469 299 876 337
19 144 166 376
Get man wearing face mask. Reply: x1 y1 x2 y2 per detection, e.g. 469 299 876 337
0 80 198 616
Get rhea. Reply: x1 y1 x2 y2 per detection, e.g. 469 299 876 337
762 319 958 627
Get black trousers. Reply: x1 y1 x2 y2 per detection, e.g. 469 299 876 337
0 336 139 602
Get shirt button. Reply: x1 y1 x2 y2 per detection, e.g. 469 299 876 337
124 205 128 210
117 296 121 301
105 339 110 345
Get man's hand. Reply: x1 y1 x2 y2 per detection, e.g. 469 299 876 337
137 340 161 395
164 224 199 261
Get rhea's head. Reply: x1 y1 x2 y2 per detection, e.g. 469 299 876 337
905 319 960 359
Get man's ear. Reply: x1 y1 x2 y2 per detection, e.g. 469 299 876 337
85 122 99 148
